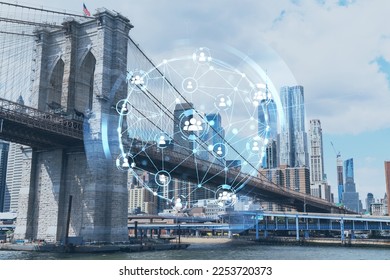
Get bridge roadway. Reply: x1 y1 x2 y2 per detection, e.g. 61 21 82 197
0 96 348 213
129 143 348 213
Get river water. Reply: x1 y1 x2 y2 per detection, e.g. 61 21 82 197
1 241 389 260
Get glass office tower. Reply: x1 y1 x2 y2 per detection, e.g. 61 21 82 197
279 85 309 168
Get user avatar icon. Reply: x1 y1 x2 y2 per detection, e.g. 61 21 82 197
158 135 166 145
188 118 197 131
219 97 226 107
216 146 223 156
122 157 129 168
159 174 167 184
187 118 202 131
199 52 206 62
252 141 259 151
186 81 193 89
131 75 144 85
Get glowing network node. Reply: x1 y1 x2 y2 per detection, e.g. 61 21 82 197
115 44 281 210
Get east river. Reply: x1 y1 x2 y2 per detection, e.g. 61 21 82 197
1 239 389 260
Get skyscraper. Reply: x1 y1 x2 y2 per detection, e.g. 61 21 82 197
366 193 375 213
4 143 24 212
309 119 325 183
342 158 360 212
259 164 310 194
385 161 390 214
0 140 9 212
279 85 309 168
337 155 344 204
262 140 278 169
308 119 331 202
344 158 356 192
258 95 278 169
200 113 225 162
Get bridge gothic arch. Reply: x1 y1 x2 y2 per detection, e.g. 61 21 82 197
75 51 96 114
46 58 65 112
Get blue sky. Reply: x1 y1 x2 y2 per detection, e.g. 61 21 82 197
12 0 390 203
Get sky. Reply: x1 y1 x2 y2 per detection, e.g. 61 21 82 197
6 0 390 204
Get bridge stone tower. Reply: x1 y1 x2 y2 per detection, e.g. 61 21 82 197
14 9 132 243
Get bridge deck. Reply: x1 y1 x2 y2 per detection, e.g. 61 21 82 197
129 143 348 214
0 97 83 148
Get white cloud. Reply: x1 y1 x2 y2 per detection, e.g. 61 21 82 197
262 0 390 134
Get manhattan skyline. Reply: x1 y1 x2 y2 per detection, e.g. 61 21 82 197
3 0 390 200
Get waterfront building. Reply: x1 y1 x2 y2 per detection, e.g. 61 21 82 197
342 158 361 213
310 183 332 202
366 193 375 213
385 161 390 214
309 119 331 202
0 140 9 212
278 85 309 168
259 164 310 194
128 171 157 214
4 143 25 212
337 155 344 204
128 187 157 215
309 119 325 183
262 140 278 169
234 196 261 211
370 196 387 216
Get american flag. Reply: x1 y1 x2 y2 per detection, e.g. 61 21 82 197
83 3 91 17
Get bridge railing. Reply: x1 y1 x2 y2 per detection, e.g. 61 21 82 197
0 97 83 140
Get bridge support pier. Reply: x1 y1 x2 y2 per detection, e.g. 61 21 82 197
14 147 129 243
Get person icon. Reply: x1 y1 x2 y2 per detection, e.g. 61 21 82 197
183 120 190 131
174 198 182 211
186 81 193 89
122 157 129 168
216 146 223 156
158 135 166 145
121 103 128 112
222 191 228 201
188 118 198 131
219 97 226 107
159 174 167 185
132 75 144 85
199 52 206 62
252 141 259 151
